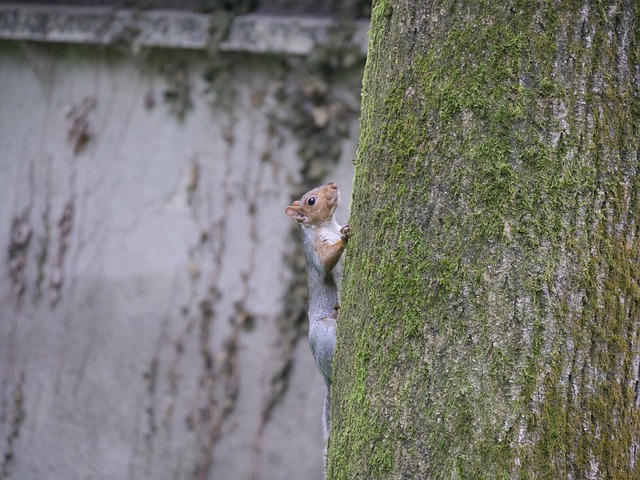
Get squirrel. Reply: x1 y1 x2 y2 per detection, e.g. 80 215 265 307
285 181 351 439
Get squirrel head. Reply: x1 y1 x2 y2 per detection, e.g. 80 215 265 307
284 182 340 226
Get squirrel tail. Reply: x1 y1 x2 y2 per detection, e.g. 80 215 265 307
322 389 330 439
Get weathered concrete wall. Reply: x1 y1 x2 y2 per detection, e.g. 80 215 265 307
0 13 362 479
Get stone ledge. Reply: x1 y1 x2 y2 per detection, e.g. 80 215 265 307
0 4 369 55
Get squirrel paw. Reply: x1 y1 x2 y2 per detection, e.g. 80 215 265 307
340 224 351 241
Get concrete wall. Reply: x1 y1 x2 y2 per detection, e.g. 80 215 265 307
0 9 363 479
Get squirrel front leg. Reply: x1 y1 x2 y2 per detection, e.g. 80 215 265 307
316 225 351 273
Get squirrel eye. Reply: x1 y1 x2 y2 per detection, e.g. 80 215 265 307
307 197 317 206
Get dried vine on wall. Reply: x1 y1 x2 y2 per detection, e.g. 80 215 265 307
0 10 365 478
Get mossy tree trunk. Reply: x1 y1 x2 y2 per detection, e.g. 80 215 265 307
328 0 640 478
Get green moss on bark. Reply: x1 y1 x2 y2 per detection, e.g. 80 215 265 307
328 0 640 478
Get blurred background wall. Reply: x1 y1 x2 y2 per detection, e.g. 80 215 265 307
0 2 368 479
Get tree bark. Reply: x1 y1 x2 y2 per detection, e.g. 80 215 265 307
328 0 640 478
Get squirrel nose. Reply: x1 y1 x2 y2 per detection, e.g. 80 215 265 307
327 182 337 189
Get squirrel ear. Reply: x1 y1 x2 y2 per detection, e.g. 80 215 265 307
285 205 307 222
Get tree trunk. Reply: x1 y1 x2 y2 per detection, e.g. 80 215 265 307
328 0 639 478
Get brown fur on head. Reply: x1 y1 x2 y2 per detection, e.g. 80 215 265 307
284 182 340 226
